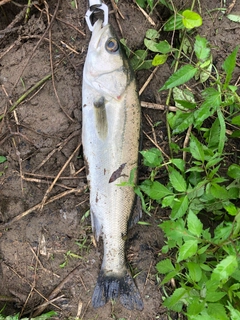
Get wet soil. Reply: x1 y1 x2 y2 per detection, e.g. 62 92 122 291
0 0 240 319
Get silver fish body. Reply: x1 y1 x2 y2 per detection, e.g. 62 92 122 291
82 20 143 310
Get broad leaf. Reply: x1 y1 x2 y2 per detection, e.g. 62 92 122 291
156 259 175 274
222 46 239 88
152 54 168 66
170 195 189 219
194 35 211 62
211 255 238 282
189 134 205 162
182 10 202 29
163 287 186 311
187 210 203 237
169 168 187 192
140 180 172 200
160 64 197 91
187 261 202 282
177 239 198 262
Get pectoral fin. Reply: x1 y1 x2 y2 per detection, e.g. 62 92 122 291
94 97 108 140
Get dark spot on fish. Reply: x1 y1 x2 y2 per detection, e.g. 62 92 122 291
104 168 106 175
83 104 87 107
109 163 126 183
94 97 108 139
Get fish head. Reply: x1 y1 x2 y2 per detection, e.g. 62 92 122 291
83 20 131 100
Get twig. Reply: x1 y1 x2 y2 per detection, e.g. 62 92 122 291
183 125 192 161
40 143 81 209
0 0 11 6
12 0 60 91
135 0 156 26
141 101 177 112
139 66 160 96
143 130 170 160
1 185 87 227
0 73 52 121
32 264 83 317
2 261 61 310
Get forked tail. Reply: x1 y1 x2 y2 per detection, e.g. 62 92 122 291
92 270 144 310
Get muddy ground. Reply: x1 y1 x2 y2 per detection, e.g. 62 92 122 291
0 0 239 319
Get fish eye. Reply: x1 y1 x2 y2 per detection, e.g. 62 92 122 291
105 38 119 53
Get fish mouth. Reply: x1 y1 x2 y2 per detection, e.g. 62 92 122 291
90 19 110 51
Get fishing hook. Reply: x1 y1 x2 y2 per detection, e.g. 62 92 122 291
85 0 108 31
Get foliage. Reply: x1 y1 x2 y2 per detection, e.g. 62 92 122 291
121 4 202 71
134 2 240 319
0 311 56 320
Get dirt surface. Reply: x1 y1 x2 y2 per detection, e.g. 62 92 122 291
0 0 239 319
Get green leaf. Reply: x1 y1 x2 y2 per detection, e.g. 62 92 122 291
154 40 172 53
0 156 7 163
205 291 227 302
217 109 226 154
172 112 195 134
227 164 240 179
164 13 185 31
232 115 240 125
187 210 203 237
227 302 240 320
163 287 186 311
194 35 211 62
171 195 189 219
160 64 197 91
182 10 202 29
145 28 159 40
222 46 239 88
211 255 238 283
140 180 172 200
210 183 229 200
144 39 159 52
207 303 228 320
140 148 163 167
202 87 222 106
169 168 187 192
189 134 205 162
187 261 202 282
177 239 198 262
171 158 185 172
156 259 175 274
152 54 168 66
227 14 240 23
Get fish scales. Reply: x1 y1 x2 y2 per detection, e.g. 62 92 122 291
82 19 143 310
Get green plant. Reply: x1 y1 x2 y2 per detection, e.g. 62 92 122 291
0 311 56 320
131 1 240 317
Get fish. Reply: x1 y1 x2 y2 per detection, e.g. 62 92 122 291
82 19 143 311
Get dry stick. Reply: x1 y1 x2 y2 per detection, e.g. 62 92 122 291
0 0 11 6
0 73 52 121
3 261 61 310
44 1 74 123
22 175 74 190
143 130 170 160
141 101 177 112
226 0 236 14
20 243 40 318
11 0 60 92
33 3 85 36
139 66 160 96
134 0 156 26
40 143 81 209
29 244 60 278
109 0 124 37
183 124 192 162
2 185 87 227
32 263 83 317
24 172 83 180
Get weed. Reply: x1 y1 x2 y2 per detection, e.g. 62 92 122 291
0 311 56 320
131 1 240 319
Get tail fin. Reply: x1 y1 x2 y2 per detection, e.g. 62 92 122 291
92 270 144 310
